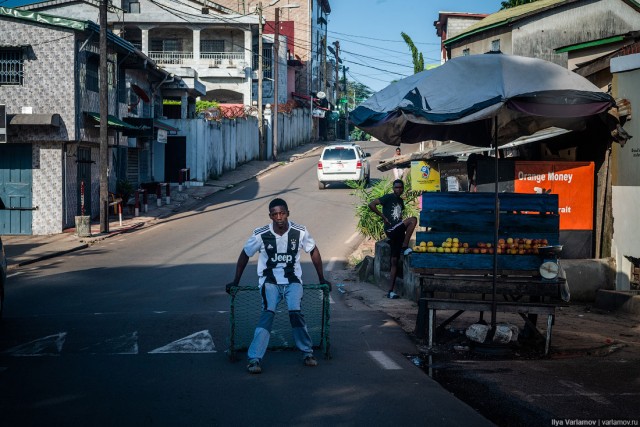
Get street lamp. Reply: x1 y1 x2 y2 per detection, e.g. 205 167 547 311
272 2 299 161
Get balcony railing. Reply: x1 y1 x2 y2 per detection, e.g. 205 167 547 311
148 51 245 68
201 52 245 67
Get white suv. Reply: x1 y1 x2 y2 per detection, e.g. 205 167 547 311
317 144 371 189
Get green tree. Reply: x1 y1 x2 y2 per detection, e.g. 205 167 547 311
401 32 424 74
500 0 538 10
344 80 374 109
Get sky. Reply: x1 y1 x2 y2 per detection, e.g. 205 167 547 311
0 0 504 92
327 0 504 93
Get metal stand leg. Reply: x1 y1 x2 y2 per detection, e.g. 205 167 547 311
428 308 434 348
545 314 553 356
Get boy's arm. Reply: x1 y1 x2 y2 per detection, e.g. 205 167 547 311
226 250 250 293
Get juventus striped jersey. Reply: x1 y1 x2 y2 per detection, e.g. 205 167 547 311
243 221 317 286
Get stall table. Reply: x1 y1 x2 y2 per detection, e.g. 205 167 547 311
411 192 565 355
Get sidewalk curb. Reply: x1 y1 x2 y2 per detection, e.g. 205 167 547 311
8 243 90 271
4 143 326 270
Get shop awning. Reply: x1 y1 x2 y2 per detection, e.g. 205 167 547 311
428 127 571 158
376 127 572 171
86 112 140 130
291 93 331 110
154 119 179 132
9 113 61 126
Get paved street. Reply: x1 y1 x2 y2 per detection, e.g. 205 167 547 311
0 141 492 426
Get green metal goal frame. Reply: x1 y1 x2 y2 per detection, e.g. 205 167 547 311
228 284 331 361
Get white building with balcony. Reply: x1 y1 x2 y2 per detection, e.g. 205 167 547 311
19 0 263 106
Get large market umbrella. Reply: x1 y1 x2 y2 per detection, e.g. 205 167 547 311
350 53 618 332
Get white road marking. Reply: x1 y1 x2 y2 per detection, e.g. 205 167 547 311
345 232 359 244
149 330 216 354
229 186 245 194
4 332 67 357
559 380 611 404
80 332 138 355
326 257 338 272
367 350 402 370
7 272 23 278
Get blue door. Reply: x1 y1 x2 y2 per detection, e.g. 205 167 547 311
0 144 33 235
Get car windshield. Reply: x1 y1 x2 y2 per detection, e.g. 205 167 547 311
323 148 356 161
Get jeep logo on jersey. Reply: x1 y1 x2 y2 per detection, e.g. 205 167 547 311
270 253 293 263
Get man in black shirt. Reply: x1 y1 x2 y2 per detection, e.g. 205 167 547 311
368 179 417 299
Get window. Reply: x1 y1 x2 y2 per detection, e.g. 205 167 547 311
253 43 273 79
491 39 501 52
86 56 115 92
107 60 115 89
118 67 126 103
0 49 24 85
151 39 182 52
87 55 99 92
463 48 470 56
201 40 224 53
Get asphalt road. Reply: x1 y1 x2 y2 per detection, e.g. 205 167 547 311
0 141 492 426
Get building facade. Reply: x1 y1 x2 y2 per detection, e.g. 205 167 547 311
0 8 187 235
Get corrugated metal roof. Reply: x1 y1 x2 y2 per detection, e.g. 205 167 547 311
0 7 137 54
444 0 571 46
556 35 626 53
376 127 571 171
0 6 88 31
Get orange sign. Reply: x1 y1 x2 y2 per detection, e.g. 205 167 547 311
514 161 594 230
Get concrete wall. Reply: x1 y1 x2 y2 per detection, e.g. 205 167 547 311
448 0 640 66
610 53 640 290
159 107 311 183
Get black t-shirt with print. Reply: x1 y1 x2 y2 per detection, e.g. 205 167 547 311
378 193 404 228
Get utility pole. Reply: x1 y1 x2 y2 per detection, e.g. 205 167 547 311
99 0 109 233
272 6 279 161
343 65 349 141
257 2 265 160
271 3 299 160
332 41 339 104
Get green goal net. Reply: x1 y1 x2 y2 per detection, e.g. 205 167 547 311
228 284 331 360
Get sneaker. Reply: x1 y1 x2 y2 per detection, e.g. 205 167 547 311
247 359 262 374
402 247 413 256
303 355 318 367
387 291 400 299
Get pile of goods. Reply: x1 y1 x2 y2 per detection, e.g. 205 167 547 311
413 237 549 255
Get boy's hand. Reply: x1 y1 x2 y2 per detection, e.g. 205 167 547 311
319 279 332 292
225 282 237 294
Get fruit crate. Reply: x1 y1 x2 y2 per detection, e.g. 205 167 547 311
411 192 560 274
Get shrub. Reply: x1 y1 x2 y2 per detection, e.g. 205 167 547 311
347 174 420 241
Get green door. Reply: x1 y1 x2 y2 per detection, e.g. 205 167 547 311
0 144 33 235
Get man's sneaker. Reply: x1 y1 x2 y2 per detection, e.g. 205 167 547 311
247 359 262 374
402 247 413 256
387 291 400 299
303 355 318 367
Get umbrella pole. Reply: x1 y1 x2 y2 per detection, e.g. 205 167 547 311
492 116 499 334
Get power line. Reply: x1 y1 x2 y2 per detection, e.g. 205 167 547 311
342 58 409 77
341 49 413 69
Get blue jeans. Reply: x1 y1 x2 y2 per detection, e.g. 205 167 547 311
247 282 314 360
